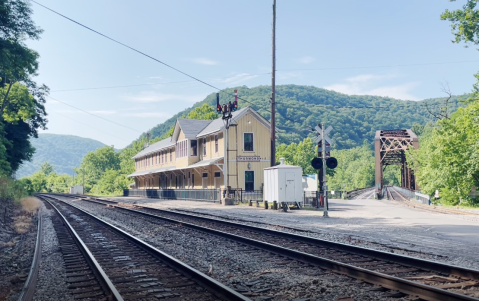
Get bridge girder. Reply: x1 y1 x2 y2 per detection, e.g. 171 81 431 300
375 129 419 196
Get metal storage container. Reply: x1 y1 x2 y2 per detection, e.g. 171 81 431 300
263 158 303 207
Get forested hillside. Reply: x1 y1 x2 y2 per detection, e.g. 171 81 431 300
138 85 464 150
16 134 106 178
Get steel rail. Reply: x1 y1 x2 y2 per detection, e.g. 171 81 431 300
17 204 43 301
53 194 479 301
41 194 251 301
38 196 124 301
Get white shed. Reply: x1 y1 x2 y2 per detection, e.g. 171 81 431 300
264 158 303 206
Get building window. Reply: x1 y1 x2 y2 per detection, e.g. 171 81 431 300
191 140 197 156
170 149 172 161
203 138 207 156
244 133 254 152
202 173 208 178
214 172 221 177
245 171 254 191
215 135 218 153
192 174 195 187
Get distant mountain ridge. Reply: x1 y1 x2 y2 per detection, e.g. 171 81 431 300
136 84 464 150
16 134 106 178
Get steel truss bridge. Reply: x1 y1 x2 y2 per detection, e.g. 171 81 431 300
375 129 419 197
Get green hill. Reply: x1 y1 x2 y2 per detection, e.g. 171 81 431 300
16 134 106 178
138 84 464 149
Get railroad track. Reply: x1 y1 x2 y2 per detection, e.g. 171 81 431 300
348 187 375 200
48 193 479 301
386 187 479 217
35 195 249 301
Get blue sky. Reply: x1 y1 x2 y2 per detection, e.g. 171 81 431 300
29 0 478 148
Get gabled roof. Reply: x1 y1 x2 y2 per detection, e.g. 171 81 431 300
132 137 174 159
197 106 272 137
172 119 211 141
132 106 273 159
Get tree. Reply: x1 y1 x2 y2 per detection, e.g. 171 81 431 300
39 162 54 175
442 0 479 101
93 169 130 196
0 0 48 176
408 102 479 205
75 146 120 192
327 141 375 191
0 83 47 174
0 0 43 88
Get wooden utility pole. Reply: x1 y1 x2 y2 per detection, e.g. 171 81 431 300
271 0 276 167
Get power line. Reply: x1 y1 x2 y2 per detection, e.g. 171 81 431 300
50 80 194 92
32 1 230 93
47 96 142 133
50 110 129 142
32 2 271 123
277 60 479 72
33 1 462 137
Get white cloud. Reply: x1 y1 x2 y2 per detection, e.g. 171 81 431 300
89 110 117 115
122 112 169 118
122 91 204 103
214 73 259 85
324 74 419 100
296 56 316 64
190 58 218 65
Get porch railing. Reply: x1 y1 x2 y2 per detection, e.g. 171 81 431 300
123 189 220 203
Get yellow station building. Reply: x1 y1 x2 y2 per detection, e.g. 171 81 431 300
127 107 272 201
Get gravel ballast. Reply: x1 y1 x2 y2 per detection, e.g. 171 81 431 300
32 202 74 301
105 196 479 271
58 196 415 301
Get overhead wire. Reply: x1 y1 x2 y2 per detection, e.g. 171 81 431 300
49 110 130 142
33 1 465 136
47 96 143 133
277 60 479 72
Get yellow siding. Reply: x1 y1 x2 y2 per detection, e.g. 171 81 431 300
132 109 271 193
228 113 270 159
227 161 269 190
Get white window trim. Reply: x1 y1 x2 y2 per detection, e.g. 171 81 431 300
243 132 255 153
177 139 187 158
244 170 255 191
214 134 219 153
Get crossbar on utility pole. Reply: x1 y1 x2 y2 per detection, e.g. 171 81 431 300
271 0 276 167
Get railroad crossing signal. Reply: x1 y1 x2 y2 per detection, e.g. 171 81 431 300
314 125 332 144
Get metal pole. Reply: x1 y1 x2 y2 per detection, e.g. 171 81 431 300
270 0 276 167
82 169 85 195
225 126 229 196
322 124 329 217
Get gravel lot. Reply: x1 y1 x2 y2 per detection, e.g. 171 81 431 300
60 196 410 301
104 196 479 271
32 203 74 301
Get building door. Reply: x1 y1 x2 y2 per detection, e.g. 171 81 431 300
192 174 195 188
202 173 208 189
245 171 254 191
214 172 221 189
285 172 295 201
